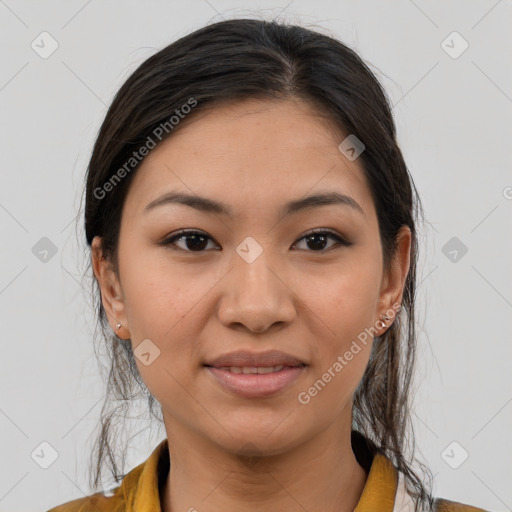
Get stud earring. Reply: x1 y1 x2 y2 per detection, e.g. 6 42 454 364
115 323 122 330
378 314 391 329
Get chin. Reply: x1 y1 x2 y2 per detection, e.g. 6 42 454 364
208 420 308 458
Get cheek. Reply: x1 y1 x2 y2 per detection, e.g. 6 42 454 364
120 246 208 341
119 250 222 390
121 264 202 406
292 255 380 400
295 273 375 410
295 259 381 342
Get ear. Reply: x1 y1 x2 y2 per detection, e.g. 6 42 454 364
376 225 411 331
91 236 130 339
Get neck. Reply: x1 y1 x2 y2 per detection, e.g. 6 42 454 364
160 416 368 512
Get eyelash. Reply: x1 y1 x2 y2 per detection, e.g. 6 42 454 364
159 228 351 253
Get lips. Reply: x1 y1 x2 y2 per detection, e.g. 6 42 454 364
205 365 306 398
203 349 306 369
203 349 307 398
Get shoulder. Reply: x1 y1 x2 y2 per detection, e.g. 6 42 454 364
434 496 491 512
46 486 124 512
47 439 168 512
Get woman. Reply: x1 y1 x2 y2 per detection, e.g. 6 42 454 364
48 18 488 512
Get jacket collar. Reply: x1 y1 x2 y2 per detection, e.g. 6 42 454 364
120 434 401 512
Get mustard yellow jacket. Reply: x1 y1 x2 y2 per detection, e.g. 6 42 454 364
47 437 489 512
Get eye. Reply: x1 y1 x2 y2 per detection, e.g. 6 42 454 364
291 228 351 252
159 229 219 252
159 228 351 253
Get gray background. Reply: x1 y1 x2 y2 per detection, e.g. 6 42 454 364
1 1 511 511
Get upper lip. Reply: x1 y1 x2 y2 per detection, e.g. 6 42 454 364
204 350 306 368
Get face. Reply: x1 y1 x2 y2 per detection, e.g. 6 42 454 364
92 97 410 458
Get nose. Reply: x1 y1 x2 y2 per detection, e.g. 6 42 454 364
217 248 296 334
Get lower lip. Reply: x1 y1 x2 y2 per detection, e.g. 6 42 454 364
205 365 306 398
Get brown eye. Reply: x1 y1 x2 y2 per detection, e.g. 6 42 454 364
292 230 351 252
160 230 218 252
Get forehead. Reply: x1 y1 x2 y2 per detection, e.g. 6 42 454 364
122 98 376 222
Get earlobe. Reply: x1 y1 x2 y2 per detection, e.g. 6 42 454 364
111 303 131 340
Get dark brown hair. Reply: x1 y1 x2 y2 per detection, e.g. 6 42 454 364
81 17 434 510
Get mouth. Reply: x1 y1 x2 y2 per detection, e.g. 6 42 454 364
203 364 307 398
204 364 303 374
202 349 308 398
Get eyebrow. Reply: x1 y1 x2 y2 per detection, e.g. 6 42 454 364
144 190 365 217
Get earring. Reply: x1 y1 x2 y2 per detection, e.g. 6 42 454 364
378 314 391 329
115 322 122 331
377 302 402 331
